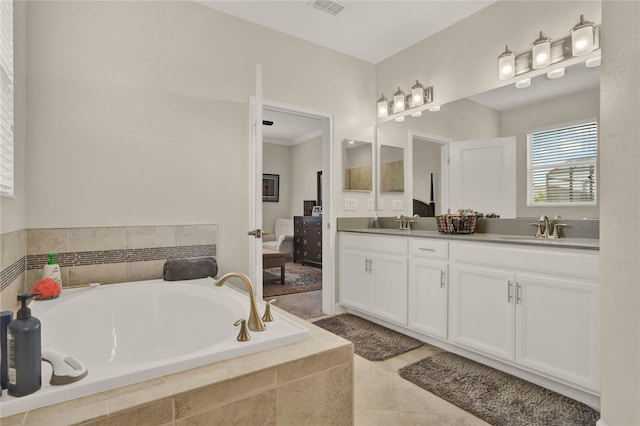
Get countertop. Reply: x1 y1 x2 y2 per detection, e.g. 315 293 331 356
339 228 599 250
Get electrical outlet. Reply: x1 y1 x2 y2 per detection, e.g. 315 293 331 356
367 199 374 210
392 199 403 211
377 199 384 210
344 198 357 211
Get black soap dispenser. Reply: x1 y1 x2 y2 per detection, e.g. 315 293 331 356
7 293 42 397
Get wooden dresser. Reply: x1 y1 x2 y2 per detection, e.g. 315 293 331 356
293 216 322 267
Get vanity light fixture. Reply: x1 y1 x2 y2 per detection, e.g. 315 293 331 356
571 14 596 56
411 80 426 107
515 78 531 89
546 67 565 79
531 31 551 69
498 45 516 80
377 94 390 118
497 14 599 82
377 84 434 121
393 87 407 113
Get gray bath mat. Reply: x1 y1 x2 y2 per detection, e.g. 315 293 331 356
398 352 600 426
313 314 422 361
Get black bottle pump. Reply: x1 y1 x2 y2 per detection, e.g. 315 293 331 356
7 292 42 397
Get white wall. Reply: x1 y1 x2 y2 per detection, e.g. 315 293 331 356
290 136 322 217
376 1 601 110
262 142 291 232
599 1 640 424
501 89 600 219
23 1 376 274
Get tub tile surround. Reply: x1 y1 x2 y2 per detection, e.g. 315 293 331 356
0 229 27 312
2 307 354 426
0 225 217 312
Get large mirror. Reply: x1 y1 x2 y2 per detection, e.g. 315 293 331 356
343 139 372 191
379 60 600 218
380 145 404 192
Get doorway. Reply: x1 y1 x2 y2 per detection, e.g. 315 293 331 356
259 100 333 320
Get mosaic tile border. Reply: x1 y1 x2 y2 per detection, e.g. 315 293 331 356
26 244 216 270
0 257 26 291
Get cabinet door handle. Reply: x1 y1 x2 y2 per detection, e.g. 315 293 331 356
516 282 522 304
440 270 446 288
364 258 369 273
368 259 373 274
507 280 513 302
419 247 436 252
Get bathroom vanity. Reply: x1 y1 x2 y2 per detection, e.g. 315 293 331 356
338 228 599 408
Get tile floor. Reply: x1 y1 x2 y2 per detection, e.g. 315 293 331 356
271 290 487 425
353 346 487 425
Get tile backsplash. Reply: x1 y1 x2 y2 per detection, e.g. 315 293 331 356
0 225 217 311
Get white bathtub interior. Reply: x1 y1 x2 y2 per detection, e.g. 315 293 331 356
0 277 310 418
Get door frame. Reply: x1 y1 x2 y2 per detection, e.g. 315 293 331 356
254 98 335 315
407 130 451 215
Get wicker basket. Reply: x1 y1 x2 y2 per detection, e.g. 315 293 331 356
435 214 477 234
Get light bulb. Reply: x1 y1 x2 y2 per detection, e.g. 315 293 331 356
377 94 389 118
571 15 595 56
532 31 551 69
498 45 516 80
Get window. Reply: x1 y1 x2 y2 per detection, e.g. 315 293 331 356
0 0 13 198
527 120 598 206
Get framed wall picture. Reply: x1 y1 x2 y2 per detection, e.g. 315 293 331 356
303 200 316 216
262 174 280 202
312 205 323 216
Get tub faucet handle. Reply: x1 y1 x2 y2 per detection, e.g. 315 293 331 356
262 299 276 322
234 319 251 342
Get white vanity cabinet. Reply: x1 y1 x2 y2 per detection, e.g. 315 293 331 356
408 239 449 339
339 233 408 325
449 264 515 361
448 242 599 392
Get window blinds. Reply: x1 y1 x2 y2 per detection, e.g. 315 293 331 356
527 121 598 205
0 0 13 197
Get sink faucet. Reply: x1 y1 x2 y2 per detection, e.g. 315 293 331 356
215 272 266 331
539 215 550 238
396 214 416 231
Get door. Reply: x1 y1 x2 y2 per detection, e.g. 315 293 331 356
449 137 516 217
248 65 264 297
409 259 448 339
339 249 372 312
253 96 334 314
371 254 408 325
449 264 515 362
515 272 599 390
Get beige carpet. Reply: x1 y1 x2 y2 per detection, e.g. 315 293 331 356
313 314 423 361
399 352 600 426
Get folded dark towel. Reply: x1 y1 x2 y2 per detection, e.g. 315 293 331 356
163 257 218 281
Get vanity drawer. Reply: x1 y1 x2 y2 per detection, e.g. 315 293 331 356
340 233 408 256
409 238 448 260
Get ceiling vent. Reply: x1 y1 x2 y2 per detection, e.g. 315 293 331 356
309 0 345 16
